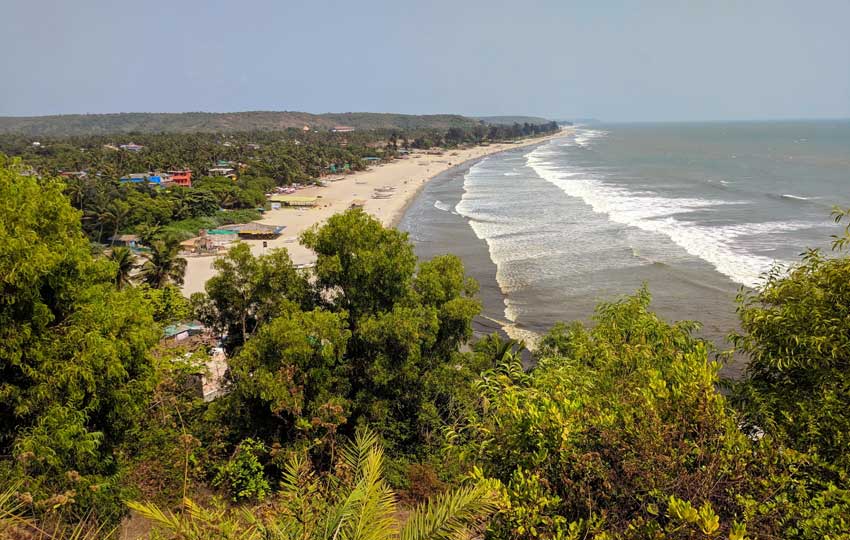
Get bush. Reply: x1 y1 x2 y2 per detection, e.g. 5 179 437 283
212 438 270 502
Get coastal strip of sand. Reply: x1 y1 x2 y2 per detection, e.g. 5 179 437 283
181 129 570 296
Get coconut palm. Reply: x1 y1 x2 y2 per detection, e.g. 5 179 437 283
138 239 187 288
135 222 163 245
129 430 498 540
109 246 136 290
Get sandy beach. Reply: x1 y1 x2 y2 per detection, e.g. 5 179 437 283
181 129 569 296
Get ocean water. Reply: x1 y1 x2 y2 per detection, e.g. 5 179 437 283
401 120 850 363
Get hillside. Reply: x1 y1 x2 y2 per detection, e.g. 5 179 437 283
0 111 490 137
476 115 554 125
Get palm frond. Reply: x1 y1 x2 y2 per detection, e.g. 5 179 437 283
126 500 182 530
340 427 380 479
399 480 499 540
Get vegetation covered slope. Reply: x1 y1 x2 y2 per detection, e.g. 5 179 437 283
475 115 556 125
0 111 496 137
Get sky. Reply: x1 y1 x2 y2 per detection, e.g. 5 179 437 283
1 0 849 122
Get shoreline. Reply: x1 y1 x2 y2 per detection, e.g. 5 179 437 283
181 129 570 296
396 143 554 353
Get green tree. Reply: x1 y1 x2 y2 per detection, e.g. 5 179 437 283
446 289 766 539
301 209 418 318
731 208 850 470
192 242 309 350
0 155 160 523
109 246 136 290
139 239 188 288
218 211 481 457
220 307 352 449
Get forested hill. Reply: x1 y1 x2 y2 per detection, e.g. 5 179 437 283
0 111 497 137
476 115 557 125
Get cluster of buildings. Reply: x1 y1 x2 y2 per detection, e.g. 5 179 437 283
120 169 193 187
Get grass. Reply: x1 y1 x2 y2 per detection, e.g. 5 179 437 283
159 209 263 241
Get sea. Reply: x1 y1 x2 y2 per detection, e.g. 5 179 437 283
399 120 850 373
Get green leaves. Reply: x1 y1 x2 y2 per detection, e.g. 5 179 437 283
128 430 497 540
446 289 758 539
0 156 160 523
217 210 481 458
301 209 417 318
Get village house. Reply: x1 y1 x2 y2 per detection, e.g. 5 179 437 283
166 169 192 187
208 167 236 179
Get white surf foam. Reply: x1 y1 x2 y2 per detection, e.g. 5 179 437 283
573 128 608 148
526 143 802 288
434 200 453 212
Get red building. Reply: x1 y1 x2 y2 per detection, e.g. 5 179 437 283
167 169 192 187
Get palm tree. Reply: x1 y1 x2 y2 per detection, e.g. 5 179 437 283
136 223 163 245
129 430 498 540
475 333 525 365
138 239 187 288
109 246 136 290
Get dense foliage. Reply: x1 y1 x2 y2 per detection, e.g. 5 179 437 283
128 429 497 540
0 156 161 522
731 209 850 471
447 288 850 539
199 210 483 463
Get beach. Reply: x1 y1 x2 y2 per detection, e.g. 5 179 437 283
181 130 568 296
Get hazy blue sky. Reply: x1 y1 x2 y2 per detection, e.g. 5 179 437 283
2 0 848 121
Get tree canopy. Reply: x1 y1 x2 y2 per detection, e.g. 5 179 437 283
0 155 160 522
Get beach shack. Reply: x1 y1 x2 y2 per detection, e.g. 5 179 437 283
163 321 206 342
179 238 200 254
203 228 239 249
109 234 140 247
219 223 285 239
268 194 319 208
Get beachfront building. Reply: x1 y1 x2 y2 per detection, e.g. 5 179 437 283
218 223 285 239
108 234 140 247
268 194 319 208
179 228 238 254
